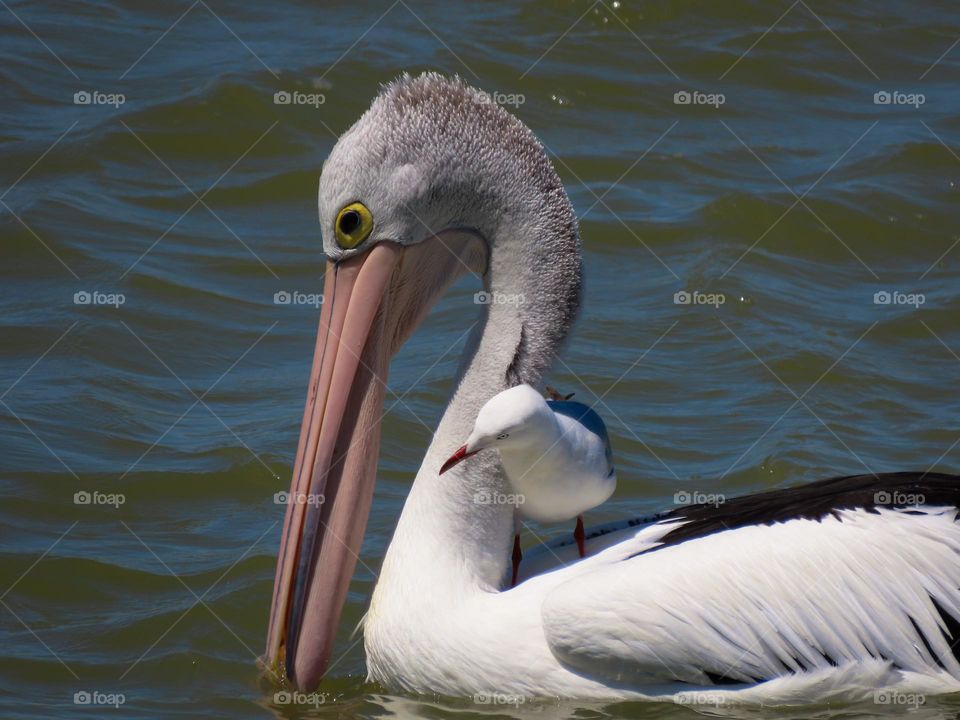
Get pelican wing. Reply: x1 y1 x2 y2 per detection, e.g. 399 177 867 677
541 473 960 688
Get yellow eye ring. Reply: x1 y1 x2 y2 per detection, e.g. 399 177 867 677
335 202 373 249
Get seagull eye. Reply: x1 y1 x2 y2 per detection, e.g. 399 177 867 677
497 433 509 440
335 202 373 249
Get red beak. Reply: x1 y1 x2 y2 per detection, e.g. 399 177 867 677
439 444 479 475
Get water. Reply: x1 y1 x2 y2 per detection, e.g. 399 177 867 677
2 0 960 717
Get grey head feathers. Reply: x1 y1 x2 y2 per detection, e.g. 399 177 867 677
318 72 582 388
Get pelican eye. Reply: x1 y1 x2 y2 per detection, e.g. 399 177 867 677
497 433 509 440
335 202 373 249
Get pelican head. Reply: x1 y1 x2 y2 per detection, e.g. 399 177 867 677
266 73 582 690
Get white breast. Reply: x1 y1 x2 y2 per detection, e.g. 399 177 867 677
500 412 615 523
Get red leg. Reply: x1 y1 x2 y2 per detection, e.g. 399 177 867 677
575 515 586 558
511 534 522 587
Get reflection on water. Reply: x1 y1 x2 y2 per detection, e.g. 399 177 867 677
258 690 960 720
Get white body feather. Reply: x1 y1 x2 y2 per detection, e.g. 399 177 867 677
367 501 960 702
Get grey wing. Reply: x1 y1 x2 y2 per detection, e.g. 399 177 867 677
547 400 613 475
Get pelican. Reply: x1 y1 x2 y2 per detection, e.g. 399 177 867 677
266 72 960 703
438 383 616 587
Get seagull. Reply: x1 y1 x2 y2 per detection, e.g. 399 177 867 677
265 72 960 703
438 383 616 587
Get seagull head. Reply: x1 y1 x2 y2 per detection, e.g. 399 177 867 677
440 384 552 474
